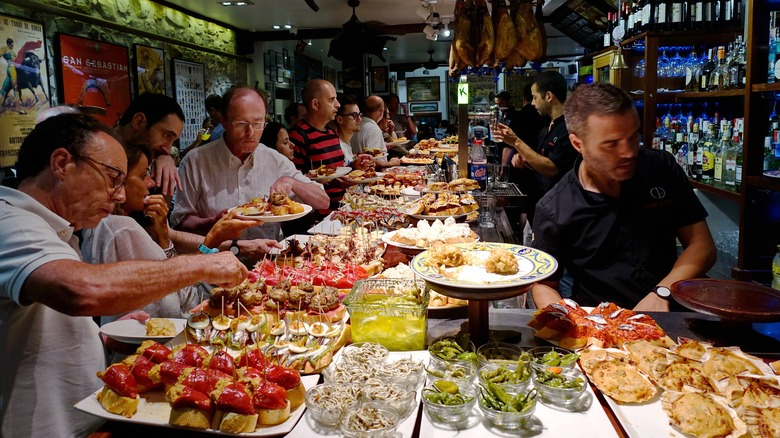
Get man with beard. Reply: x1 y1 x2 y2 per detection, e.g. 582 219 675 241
529 83 716 312
115 93 185 196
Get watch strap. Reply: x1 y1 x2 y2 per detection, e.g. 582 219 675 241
198 243 218 254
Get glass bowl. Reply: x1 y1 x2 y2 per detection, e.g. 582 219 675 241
360 380 417 419
527 346 579 372
478 390 537 430
304 383 360 427
374 356 426 390
426 358 477 388
428 335 477 368
340 401 401 438
339 342 390 365
478 362 532 395
531 366 588 407
421 383 477 423
322 361 376 385
476 342 524 368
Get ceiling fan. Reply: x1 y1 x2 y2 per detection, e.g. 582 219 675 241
423 50 438 71
328 0 396 62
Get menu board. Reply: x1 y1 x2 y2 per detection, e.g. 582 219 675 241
172 59 205 149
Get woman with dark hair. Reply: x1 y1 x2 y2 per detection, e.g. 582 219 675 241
260 121 294 161
81 142 262 325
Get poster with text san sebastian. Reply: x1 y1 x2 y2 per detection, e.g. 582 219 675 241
0 14 50 168
57 33 130 128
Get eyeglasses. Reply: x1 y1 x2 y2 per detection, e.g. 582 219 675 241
231 120 266 132
340 112 362 120
73 153 126 195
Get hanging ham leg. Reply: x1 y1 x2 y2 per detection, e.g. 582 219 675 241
492 0 517 63
515 0 546 61
474 0 494 67
454 0 476 68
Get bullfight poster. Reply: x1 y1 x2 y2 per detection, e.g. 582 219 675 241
57 33 131 128
0 14 50 168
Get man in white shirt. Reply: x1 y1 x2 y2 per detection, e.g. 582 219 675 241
171 87 329 243
0 113 246 438
351 95 401 169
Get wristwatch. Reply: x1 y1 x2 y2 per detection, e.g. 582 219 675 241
653 285 671 299
229 240 240 256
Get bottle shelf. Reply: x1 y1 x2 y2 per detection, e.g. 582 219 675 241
745 175 780 192
689 179 742 202
752 83 780 93
651 89 746 103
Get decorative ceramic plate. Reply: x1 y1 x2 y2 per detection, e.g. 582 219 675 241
99 318 186 344
381 229 479 251
229 204 313 222
671 278 780 322
411 242 558 290
307 166 351 182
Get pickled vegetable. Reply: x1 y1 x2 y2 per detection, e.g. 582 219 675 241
423 381 474 406
533 350 579 367
533 369 585 390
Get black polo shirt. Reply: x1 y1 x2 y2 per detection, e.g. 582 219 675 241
532 149 708 309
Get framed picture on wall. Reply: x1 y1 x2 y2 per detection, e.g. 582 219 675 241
407 76 440 102
172 58 206 150
0 13 50 168
133 44 165 96
370 66 389 94
324 66 336 86
409 102 438 113
57 33 131 127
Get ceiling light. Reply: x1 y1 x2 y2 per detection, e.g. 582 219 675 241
284 24 292 29
308 39 312 46
423 24 437 38
442 21 450 37
219 0 253 5
383 47 388 51
273 25 280 29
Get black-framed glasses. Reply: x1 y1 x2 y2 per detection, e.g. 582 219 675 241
231 120 266 132
340 112 362 120
73 153 126 194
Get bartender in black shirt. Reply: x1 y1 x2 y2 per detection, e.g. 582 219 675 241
495 71 578 245
530 83 716 312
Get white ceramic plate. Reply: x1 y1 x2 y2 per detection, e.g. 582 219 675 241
387 139 411 147
229 204 313 222
411 242 558 290
307 166 351 182
764 170 780 179
306 212 343 235
347 171 385 184
407 212 469 221
400 187 421 199
75 375 318 436
99 318 186 344
381 229 478 251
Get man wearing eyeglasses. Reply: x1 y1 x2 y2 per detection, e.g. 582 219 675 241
0 113 247 438
172 86 329 245
351 95 401 169
115 93 185 197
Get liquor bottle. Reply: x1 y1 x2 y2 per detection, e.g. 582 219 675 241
773 245 780 290
669 0 684 30
690 122 702 180
723 124 738 189
693 0 705 29
708 46 726 91
699 48 715 92
727 37 744 89
685 48 699 91
700 121 715 181
604 12 613 47
642 0 653 31
713 121 730 187
656 0 668 31
676 133 689 173
770 14 777 84
634 1 643 35
732 0 742 28
735 140 742 192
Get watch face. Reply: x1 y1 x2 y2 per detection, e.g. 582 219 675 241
655 286 671 298
230 245 240 255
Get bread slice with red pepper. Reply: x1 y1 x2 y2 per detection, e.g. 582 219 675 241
211 382 258 433
264 364 305 410
96 364 139 418
252 379 291 426
166 384 213 429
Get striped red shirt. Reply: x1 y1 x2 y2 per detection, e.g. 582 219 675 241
289 119 345 213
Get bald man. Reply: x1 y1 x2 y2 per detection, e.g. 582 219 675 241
288 79 352 214
350 95 400 168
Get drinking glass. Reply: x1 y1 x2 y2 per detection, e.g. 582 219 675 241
478 195 497 229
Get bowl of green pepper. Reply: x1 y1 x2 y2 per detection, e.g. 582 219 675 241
421 380 477 423
531 366 587 407
527 346 579 373
428 334 477 368
478 356 532 395
425 357 477 388
477 382 537 429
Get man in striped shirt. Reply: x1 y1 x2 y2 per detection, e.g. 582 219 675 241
289 79 349 214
